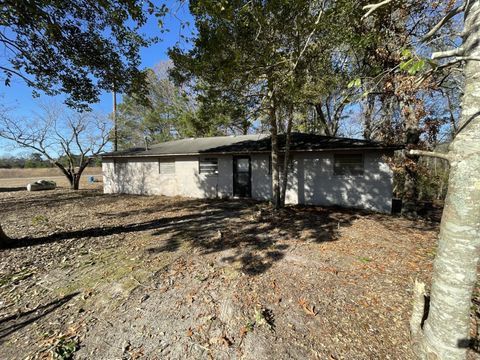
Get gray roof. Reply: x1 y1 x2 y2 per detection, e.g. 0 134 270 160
102 133 399 158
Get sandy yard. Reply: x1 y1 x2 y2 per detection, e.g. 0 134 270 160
0 188 477 359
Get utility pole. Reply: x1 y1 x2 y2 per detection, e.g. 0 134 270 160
112 81 118 152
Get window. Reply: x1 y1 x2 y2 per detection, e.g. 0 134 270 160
199 158 218 175
159 159 175 174
334 153 364 175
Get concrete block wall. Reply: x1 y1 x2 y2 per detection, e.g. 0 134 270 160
102 150 393 213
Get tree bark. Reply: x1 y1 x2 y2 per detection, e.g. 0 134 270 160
280 106 293 207
411 2 480 359
363 95 375 140
72 174 80 190
314 103 333 136
401 99 421 215
270 97 281 210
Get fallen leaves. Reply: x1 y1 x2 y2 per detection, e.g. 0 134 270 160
298 298 318 317
0 189 444 359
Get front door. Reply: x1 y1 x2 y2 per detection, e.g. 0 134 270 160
233 156 251 198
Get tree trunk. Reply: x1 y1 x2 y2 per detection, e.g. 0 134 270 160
270 97 281 210
280 106 293 207
402 99 421 215
72 174 80 190
363 95 375 140
411 2 480 359
314 103 333 136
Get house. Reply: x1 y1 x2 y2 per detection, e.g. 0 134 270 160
101 133 398 213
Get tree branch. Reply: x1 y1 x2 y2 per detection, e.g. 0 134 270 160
293 3 325 71
422 3 466 42
362 0 393 19
431 47 464 60
0 66 35 86
408 149 451 162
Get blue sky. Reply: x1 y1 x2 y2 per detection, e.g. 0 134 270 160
0 1 194 156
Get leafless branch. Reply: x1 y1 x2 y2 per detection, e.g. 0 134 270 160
408 149 451 162
362 0 393 19
293 2 325 71
422 3 467 42
0 103 112 189
432 47 464 60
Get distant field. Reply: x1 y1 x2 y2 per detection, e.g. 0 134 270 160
0 167 102 178
0 167 102 190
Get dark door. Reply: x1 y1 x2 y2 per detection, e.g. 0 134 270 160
233 156 251 198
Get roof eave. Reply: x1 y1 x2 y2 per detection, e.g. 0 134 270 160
101 146 401 159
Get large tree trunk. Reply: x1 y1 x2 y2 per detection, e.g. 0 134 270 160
410 2 480 359
270 97 281 210
71 174 80 190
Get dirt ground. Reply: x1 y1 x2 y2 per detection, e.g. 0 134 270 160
0 189 478 359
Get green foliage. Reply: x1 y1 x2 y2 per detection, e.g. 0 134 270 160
169 0 385 137
51 337 79 360
24 153 50 168
347 78 362 89
399 57 427 75
0 154 52 169
0 268 33 287
1 0 167 109
116 67 198 148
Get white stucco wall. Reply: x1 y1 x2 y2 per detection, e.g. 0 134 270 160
103 155 233 199
290 152 393 213
102 150 393 213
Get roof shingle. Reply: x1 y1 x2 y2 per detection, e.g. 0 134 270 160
102 133 399 158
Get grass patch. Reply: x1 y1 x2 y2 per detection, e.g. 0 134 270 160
0 269 34 287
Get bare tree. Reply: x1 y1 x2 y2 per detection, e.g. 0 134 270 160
0 103 110 190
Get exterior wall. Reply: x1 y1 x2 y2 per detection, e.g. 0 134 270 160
102 155 233 199
289 151 393 213
103 150 393 213
102 160 115 194
251 154 272 201
102 158 163 195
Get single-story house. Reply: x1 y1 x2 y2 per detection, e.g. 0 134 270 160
101 133 398 213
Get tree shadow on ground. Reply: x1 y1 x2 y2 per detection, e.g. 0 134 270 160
0 292 78 343
0 189 113 213
2 197 359 276
0 187 25 193
2 190 362 275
